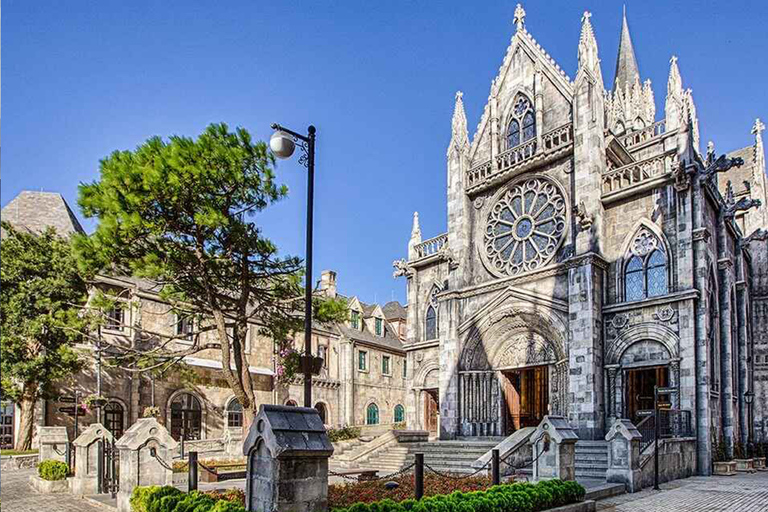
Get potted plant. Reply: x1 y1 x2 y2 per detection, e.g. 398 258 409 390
753 442 766 471
143 406 161 418
84 394 108 409
733 441 756 473
712 435 737 476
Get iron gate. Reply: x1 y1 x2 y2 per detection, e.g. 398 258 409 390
99 436 120 497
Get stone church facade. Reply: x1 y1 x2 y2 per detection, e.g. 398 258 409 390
394 4 768 474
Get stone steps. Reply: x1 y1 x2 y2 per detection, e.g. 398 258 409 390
574 440 609 480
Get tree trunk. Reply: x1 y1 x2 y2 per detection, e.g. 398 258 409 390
15 385 37 452
241 404 257 436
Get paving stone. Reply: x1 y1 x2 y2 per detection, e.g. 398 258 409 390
1 469 109 512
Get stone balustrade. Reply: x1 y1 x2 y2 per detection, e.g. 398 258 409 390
619 120 667 150
413 233 448 259
466 123 573 191
602 151 678 196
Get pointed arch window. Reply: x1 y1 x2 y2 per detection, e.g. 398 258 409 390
623 229 669 302
424 286 440 341
506 94 536 149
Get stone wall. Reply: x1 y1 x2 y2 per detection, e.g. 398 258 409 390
639 438 697 488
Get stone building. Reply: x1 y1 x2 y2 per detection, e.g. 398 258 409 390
1 191 406 446
393 4 768 474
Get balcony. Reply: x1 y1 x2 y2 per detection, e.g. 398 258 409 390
466 123 573 193
619 120 667 150
413 233 447 260
602 151 678 199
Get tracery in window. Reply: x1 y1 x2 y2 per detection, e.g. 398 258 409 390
424 286 440 341
506 94 536 149
622 228 669 301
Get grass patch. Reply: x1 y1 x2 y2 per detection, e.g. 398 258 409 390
1 449 39 456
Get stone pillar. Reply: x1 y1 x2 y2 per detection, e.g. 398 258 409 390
115 418 177 512
669 361 681 409
718 258 736 456
605 419 642 492
736 280 749 446
605 366 619 424
72 423 114 495
243 405 333 512
38 426 69 464
439 296 460 439
529 416 578 482
567 256 606 439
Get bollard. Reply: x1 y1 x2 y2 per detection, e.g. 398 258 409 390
188 451 198 492
415 453 424 500
492 449 500 485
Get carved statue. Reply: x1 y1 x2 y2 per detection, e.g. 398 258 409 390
392 259 412 278
700 154 745 180
575 201 593 231
723 180 762 218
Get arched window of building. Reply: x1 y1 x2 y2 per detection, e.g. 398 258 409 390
394 404 405 423
170 392 202 441
622 228 669 302
104 401 125 439
366 403 379 425
425 306 437 340
314 402 327 424
506 94 536 149
227 398 243 428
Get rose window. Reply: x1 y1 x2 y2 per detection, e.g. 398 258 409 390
483 177 566 276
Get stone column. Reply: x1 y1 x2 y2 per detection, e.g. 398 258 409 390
529 416 578 482
72 423 113 495
439 296 460 439
605 419 642 492
669 360 681 409
115 418 177 512
718 258 736 456
736 280 749 446
606 366 619 424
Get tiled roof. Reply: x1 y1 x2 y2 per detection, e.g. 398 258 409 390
1 191 84 237
382 301 407 320
337 323 404 353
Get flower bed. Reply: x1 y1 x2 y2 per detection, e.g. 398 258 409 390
331 479 585 512
171 457 246 473
329 474 493 508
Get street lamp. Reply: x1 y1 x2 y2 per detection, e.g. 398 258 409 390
270 123 322 408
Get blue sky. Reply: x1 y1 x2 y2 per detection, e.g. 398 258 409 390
3 1 767 305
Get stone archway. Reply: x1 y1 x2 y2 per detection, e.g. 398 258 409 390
458 304 568 437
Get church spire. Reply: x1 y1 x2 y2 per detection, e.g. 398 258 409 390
577 11 602 87
411 211 422 243
448 91 470 156
667 55 683 99
614 6 640 91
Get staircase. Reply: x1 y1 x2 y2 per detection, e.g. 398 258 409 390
574 440 609 480
356 438 502 476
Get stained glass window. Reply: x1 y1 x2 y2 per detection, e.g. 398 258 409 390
425 306 437 340
506 94 536 149
625 256 644 301
366 403 379 425
646 250 668 297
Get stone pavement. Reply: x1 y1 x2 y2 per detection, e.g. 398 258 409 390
596 471 768 511
0 468 109 512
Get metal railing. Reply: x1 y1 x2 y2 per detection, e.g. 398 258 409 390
638 408 693 454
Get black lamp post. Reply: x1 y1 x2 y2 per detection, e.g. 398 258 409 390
745 390 754 448
270 124 322 408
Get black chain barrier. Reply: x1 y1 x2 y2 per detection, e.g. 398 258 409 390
423 458 492 480
496 444 549 481
329 462 417 483
197 460 219 476
149 448 175 472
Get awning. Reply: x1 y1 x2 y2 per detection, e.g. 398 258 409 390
182 356 274 376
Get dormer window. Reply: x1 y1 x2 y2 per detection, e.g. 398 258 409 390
351 310 360 330
375 318 383 336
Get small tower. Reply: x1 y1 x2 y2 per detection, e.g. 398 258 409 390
665 56 684 132
446 90 471 288
407 211 422 261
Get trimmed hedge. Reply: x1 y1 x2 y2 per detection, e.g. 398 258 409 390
332 480 585 512
130 486 246 512
37 460 69 481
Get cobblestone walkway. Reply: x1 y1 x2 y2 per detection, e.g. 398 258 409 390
596 471 768 511
0 469 109 512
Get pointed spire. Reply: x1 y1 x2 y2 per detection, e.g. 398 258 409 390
667 55 683 98
753 118 765 147
411 212 422 242
614 7 641 91
449 91 470 154
578 11 601 84
513 3 526 31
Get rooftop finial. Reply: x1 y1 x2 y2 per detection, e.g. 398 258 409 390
513 3 526 31
753 118 765 138
411 211 422 241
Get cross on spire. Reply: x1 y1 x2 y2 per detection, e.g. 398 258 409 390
581 11 592 23
753 118 765 137
513 3 526 30
670 55 678 65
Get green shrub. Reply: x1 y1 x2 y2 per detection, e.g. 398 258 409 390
211 501 247 512
37 460 69 481
328 425 362 442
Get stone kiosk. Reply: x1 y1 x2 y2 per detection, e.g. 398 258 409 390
115 418 178 512
38 426 70 464
530 416 578 481
72 423 114 495
243 404 333 512
605 419 642 492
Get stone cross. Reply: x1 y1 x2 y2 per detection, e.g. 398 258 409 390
513 3 526 30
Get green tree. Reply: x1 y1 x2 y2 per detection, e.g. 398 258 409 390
75 123 346 427
0 223 89 450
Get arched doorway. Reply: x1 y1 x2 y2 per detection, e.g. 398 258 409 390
314 402 327 424
170 392 202 440
104 401 125 439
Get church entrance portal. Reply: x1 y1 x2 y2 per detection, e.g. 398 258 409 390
501 365 549 434
625 365 669 424
424 389 439 433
